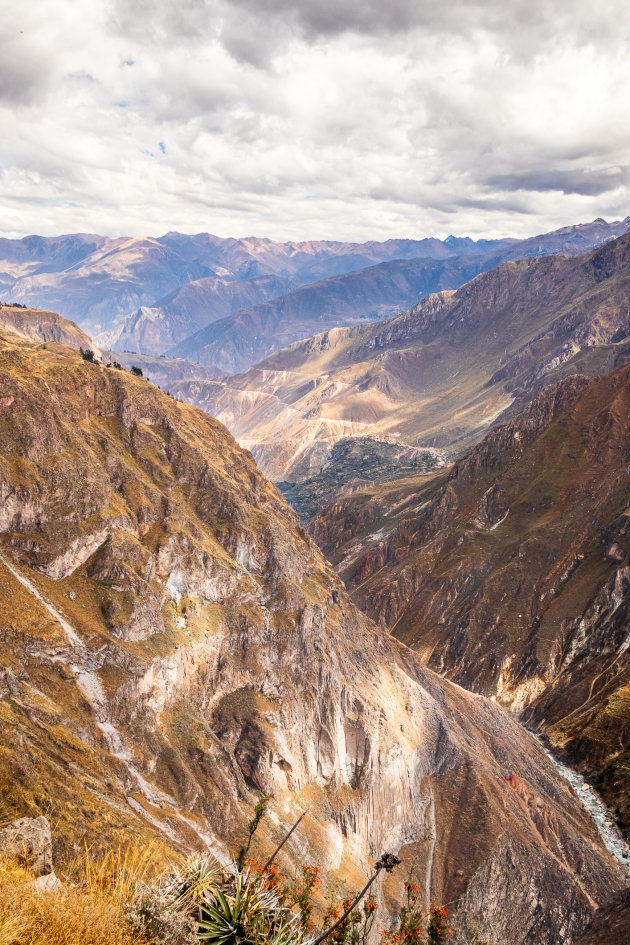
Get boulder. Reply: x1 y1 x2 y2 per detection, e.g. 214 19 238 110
0 815 53 876
31 872 62 892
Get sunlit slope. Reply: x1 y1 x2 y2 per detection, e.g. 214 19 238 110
185 233 630 482
0 323 625 944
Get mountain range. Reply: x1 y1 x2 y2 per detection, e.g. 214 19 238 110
186 231 630 489
2 218 629 376
3 218 630 941
1 316 625 943
0 230 508 341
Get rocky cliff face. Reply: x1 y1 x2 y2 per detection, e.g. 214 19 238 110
574 888 630 944
312 365 630 836
0 322 626 943
0 304 95 351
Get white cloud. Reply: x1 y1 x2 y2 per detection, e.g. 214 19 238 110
0 0 629 240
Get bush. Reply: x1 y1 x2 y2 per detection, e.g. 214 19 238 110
130 366 143 377
80 347 98 363
0 797 471 945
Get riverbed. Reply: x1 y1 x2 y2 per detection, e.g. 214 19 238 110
534 735 630 879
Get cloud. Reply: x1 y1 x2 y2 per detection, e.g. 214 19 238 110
0 0 629 241
485 167 630 198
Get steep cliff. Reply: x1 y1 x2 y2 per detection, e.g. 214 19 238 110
312 365 630 836
0 324 626 944
0 304 95 350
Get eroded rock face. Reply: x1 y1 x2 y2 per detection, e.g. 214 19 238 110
574 888 630 945
0 326 626 945
0 816 53 876
312 366 630 837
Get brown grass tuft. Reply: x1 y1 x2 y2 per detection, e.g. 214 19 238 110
0 842 175 945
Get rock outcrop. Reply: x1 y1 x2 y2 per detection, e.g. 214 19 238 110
0 816 53 877
0 322 626 944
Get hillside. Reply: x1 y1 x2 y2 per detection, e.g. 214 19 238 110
166 254 497 372
0 303 95 350
0 320 626 944
189 232 630 485
311 364 630 837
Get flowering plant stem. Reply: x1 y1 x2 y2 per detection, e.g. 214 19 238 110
262 810 310 873
311 853 400 945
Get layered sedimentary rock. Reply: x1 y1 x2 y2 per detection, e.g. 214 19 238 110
0 323 626 944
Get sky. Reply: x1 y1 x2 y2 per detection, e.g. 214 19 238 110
1 0 629 242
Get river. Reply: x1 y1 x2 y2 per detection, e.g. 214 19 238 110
533 733 630 879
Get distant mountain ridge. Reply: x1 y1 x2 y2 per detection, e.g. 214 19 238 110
100 273 293 356
0 229 512 339
2 217 629 370
113 216 630 368
166 252 494 372
184 230 630 484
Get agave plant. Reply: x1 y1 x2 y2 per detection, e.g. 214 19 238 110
198 866 310 945
173 856 225 910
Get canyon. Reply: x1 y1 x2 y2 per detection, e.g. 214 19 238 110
188 231 630 490
311 363 630 847
0 317 627 944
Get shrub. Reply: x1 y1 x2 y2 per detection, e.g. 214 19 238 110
130 365 143 377
80 347 97 363
0 797 468 945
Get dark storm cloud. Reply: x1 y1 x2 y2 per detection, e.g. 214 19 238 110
0 33 53 105
108 0 626 63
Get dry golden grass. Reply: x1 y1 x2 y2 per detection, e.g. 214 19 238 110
0 842 175 945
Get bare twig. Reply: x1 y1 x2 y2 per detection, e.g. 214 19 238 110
262 809 310 873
